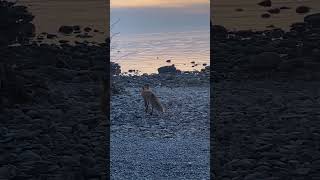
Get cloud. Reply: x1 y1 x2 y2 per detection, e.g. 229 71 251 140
111 0 209 8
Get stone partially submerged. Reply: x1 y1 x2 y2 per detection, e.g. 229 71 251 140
158 64 180 74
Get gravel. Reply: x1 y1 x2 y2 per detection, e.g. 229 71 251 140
111 86 210 179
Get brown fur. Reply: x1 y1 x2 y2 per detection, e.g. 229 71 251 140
141 84 165 114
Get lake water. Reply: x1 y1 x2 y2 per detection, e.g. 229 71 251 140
212 0 320 31
18 0 108 43
111 2 210 74
16 0 320 73
111 30 210 74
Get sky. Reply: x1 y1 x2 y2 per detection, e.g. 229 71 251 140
110 0 210 35
111 0 209 8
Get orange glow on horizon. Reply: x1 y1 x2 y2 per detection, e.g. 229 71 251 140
111 0 209 8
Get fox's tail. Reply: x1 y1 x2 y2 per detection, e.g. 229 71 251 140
151 94 165 112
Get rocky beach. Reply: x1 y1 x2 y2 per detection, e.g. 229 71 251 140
110 62 210 179
0 1 108 179
2 0 320 179
212 12 320 179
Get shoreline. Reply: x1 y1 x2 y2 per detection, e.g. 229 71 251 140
211 12 320 180
1 2 108 179
211 12 320 82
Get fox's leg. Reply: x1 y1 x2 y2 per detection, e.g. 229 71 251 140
145 101 149 113
150 106 153 115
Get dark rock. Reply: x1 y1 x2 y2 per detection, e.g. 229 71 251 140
268 8 280 14
158 65 178 74
37 35 44 40
212 25 228 38
249 52 282 71
280 6 291 10
261 13 271 18
266 25 276 28
278 57 306 72
235 8 244 12
258 0 272 7
295 168 310 175
84 27 92 32
46 34 58 39
166 59 171 63
73 25 81 31
290 22 308 32
58 26 74 34
296 6 310 14
304 13 320 28
244 172 266 180
59 40 69 44
111 62 121 75
18 150 41 162
76 34 93 38
0 165 17 179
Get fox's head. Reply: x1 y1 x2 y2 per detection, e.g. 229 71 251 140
142 84 150 91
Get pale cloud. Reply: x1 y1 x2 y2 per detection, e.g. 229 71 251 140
111 0 209 8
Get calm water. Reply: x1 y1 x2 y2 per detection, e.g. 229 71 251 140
111 30 210 74
111 2 210 74
16 0 320 73
18 0 108 43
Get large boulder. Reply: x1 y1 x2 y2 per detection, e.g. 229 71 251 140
212 25 228 38
296 6 311 14
58 26 74 34
249 52 282 71
304 13 320 28
158 64 179 74
111 62 121 75
258 0 272 7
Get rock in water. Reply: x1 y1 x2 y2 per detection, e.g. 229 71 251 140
261 13 271 18
58 26 74 34
258 0 271 7
84 27 92 32
158 65 178 74
46 34 58 39
296 6 310 14
73 25 81 31
268 8 280 14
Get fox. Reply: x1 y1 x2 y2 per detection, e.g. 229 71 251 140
141 84 165 115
